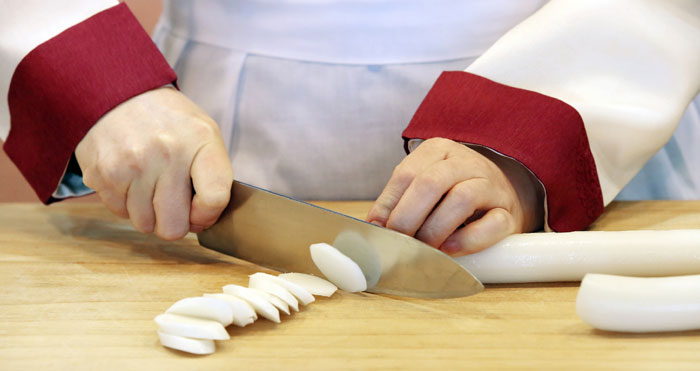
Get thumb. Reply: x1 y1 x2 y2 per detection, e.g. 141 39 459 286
189 142 234 232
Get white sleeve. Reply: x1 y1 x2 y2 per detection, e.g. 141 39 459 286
465 0 700 204
0 0 118 141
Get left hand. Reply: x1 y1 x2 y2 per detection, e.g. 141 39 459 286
366 137 543 256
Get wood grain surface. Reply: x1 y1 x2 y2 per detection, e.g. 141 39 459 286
0 201 699 370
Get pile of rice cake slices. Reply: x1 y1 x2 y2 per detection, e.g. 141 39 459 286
155 242 367 354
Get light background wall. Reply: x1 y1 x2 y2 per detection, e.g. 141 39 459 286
0 0 163 202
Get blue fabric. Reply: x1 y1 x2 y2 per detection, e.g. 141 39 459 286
616 96 700 200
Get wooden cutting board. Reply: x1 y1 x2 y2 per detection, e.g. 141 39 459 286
0 201 699 370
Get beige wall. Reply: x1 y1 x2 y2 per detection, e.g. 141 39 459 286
0 0 162 202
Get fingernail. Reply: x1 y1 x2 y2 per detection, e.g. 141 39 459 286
190 224 205 233
440 240 462 255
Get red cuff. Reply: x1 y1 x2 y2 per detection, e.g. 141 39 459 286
403 71 603 231
4 3 177 203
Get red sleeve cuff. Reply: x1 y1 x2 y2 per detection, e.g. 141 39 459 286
3 3 177 204
403 71 603 231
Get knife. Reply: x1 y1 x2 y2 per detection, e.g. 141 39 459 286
197 181 484 298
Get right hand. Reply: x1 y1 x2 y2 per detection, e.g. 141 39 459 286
75 87 234 240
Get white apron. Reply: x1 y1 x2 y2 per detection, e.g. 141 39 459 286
152 0 700 201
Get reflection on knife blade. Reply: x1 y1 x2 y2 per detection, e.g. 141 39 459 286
198 181 484 298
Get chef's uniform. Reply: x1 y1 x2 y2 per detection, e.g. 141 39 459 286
2 0 699 231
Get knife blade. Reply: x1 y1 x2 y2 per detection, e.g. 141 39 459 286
197 181 484 298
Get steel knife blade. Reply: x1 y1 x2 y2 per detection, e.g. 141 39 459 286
197 181 484 298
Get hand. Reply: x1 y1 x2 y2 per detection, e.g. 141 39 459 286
367 137 543 256
75 87 233 240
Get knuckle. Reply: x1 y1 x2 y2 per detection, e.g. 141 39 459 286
97 157 142 185
451 182 477 207
185 118 218 142
152 132 181 161
494 208 515 231
96 163 120 184
371 199 392 216
197 190 230 211
416 227 440 247
120 145 140 164
390 165 418 188
366 195 397 226
124 161 145 179
413 171 444 195
195 119 218 137
490 208 509 224
391 163 414 180
376 194 399 216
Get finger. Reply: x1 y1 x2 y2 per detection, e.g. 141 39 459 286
125 176 157 234
366 139 450 226
385 157 481 236
93 158 143 197
153 166 192 240
85 161 143 220
439 207 516 256
415 179 503 247
189 142 233 233
81 164 131 219
95 189 129 219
